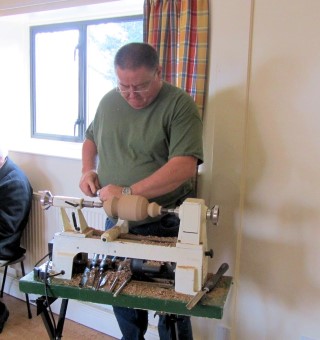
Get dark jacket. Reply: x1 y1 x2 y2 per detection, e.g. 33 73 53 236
0 157 33 260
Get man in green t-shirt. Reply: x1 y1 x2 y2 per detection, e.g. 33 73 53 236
80 42 203 340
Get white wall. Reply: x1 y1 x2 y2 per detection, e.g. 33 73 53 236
203 1 320 340
236 1 320 340
2 1 320 340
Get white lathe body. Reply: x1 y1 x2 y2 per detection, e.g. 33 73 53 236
40 192 219 296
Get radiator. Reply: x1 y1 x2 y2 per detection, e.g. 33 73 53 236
21 194 106 273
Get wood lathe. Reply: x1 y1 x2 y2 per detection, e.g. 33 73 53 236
38 191 219 296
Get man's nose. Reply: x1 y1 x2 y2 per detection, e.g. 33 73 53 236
127 88 139 97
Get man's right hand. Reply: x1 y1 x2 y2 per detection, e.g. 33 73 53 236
79 170 100 197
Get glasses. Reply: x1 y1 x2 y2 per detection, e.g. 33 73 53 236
116 72 156 94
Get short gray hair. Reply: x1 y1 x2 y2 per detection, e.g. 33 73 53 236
114 42 159 71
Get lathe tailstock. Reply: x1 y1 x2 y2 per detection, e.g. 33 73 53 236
38 191 219 296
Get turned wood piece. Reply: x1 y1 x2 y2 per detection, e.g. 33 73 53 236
103 195 162 221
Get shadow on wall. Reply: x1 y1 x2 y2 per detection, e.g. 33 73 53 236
194 84 263 338
203 84 266 274
236 58 320 338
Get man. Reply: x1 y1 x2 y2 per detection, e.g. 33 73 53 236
0 144 33 333
80 42 203 340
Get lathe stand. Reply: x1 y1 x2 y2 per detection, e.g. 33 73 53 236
36 296 182 340
36 296 68 340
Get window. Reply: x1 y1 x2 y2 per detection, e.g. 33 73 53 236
30 16 143 142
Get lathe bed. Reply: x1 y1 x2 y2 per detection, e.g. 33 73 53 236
19 270 232 319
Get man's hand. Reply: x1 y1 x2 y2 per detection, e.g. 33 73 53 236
97 184 123 201
79 170 100 197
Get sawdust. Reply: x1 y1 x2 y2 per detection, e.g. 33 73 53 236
202 274 231 305
119 233 177 246
53 261 231 305
123 280 190 302
81 230 177 246
56 271 190 303
54 257 185 302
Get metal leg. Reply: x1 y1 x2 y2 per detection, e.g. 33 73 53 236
37 296 57 339
36 296 69 340
0 266 8 298
55 299 69 339
20 261 32 319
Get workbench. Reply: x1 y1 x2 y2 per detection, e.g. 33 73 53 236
19 271 232 339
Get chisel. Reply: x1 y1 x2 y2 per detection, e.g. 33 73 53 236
113 275 132 297
186 262 229 310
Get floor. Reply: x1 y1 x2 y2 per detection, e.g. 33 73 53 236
0 294 118 339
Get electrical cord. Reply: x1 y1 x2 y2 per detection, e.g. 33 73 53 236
33 252 64 339
33 252 50 268
44 258 57 339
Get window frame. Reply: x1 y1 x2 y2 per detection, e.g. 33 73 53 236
30 15 143 142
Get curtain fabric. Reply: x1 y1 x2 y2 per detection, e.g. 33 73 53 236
143 0 209 117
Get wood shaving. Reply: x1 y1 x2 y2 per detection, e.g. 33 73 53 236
53 258 231 305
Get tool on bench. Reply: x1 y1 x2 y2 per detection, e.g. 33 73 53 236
87 253 101 288
97 256 117 289
79 258 92 288
113 274 132 297
109 257 128 292
186 262 229 310
94 254 108 290
79 253 100 288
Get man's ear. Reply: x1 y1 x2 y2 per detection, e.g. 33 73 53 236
156 66 162 78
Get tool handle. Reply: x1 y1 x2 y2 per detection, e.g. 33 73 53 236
205 262 229 291
101 226 121 242
186 262 229 310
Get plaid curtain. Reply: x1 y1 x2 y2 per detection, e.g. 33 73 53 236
143 0 209 117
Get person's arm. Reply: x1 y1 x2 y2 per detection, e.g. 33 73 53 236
132 156 197 198
0 184 30 235
79 138 100 197
98 155 197 201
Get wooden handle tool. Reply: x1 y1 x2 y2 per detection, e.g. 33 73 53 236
186 263 229 310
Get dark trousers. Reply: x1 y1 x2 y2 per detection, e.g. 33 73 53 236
113 306 193 340
105 215 193 340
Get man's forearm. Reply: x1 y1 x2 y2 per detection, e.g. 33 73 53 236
79 139 101 196
131 156 197 199
82 139 98 174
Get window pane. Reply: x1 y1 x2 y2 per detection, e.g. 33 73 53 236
86 19 143 124
34 30 79 136
31 16 143 142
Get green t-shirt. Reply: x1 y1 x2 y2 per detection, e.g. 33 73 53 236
86 81 203 209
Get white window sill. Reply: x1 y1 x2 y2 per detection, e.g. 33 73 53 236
11 138 82 160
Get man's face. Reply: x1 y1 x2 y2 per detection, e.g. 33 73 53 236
115 66 162 109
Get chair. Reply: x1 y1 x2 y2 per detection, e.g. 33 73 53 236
0 254 32 319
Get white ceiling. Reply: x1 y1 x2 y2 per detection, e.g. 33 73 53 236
0 0 114 16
